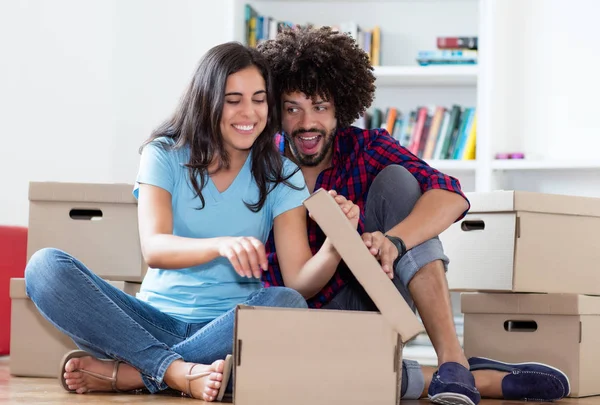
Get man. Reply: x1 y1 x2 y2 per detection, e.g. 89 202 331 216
257 27 569 404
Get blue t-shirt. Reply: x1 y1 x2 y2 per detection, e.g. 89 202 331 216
132 137 308 323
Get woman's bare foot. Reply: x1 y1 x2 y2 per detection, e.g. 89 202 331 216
64 355 144 394
164 359 226 402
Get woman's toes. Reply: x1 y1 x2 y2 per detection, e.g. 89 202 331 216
64 372 80 381
65 358 81 373
207 379 221 390
213 359 225 373
203 389 218 402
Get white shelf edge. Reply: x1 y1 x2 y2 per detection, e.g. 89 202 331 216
425 159 477 171
373 65 478 87
492 160 600 171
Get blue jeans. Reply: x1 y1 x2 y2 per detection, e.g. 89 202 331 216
24 247 307 394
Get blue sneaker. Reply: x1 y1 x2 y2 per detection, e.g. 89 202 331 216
468 357 570 401
428 362 481 405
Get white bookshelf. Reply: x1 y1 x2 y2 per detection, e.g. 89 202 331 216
492 159 600 171
426 159 477 172
373 65 478 87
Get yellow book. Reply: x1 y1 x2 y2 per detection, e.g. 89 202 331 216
462 113 477 160
371 26 381 66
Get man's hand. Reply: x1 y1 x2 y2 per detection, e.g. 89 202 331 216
361 231 396 279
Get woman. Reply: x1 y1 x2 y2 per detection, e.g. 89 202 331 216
24 42 358 402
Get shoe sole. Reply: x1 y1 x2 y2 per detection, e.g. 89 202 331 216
58 350 92 392
470 357 571 397
429 392 476 405
216 354 233 402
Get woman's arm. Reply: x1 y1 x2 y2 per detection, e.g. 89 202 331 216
137 183 267 276
273 192 359 299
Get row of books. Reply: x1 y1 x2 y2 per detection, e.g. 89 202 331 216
357 104 477 161
244 5 381 65
417 36 478 66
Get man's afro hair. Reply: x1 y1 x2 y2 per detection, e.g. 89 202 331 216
257 26 376 128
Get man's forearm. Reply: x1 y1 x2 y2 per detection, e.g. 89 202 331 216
385 189 469 250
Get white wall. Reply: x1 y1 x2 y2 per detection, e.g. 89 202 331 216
487 0 600 194
490 0 600 161
0 0 232 226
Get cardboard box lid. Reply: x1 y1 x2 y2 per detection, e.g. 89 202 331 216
29 182 136 204
303 189 424 343
461 292 600 315
465 190 600 218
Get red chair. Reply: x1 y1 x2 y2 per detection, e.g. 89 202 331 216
0 226 27 355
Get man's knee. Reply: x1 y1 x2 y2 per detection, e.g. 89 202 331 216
365 165 422 232
371 165 421 201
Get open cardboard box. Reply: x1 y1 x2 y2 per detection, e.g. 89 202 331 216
231 188 425 405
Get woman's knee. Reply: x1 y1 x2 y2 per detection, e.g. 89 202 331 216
25 247 74 295
267 287 308 309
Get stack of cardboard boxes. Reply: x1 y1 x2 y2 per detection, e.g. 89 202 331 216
440 190 600 398
9 182 146 378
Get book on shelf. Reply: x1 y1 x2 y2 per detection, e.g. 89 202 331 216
417 36 478 66
244 4 382 66
356 104 477 161
437 36 478 50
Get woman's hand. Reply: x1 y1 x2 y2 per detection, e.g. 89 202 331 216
308 189 360 229
328 189 360 229
217 236 267 279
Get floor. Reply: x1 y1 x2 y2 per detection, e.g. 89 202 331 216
1 356 599 405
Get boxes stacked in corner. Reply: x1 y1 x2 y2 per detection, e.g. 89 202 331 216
439 190 600 397
8 181 149 378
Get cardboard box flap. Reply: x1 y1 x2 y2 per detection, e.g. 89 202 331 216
303 189 424 343
10 278 26 299
466 190 600 218
29 182 136 204
461 293 600 315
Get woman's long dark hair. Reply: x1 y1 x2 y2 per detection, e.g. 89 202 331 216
140 42 301 212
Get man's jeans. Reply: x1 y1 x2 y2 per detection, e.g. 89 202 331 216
323 164 451 400
25 247 307 394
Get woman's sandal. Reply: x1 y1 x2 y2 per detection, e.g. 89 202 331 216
59 349 125 393
184 354 233 401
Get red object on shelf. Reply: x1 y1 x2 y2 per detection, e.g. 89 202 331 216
0 226 28 355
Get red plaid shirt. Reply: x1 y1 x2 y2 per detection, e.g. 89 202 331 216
262 126 469 308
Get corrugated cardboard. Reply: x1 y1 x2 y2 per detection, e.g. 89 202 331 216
9 278 141 378
439 190 600 294
27 182 147 282
462 292 600 397
232 189 424 405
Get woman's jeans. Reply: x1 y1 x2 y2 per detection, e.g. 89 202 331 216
24 247 308 394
